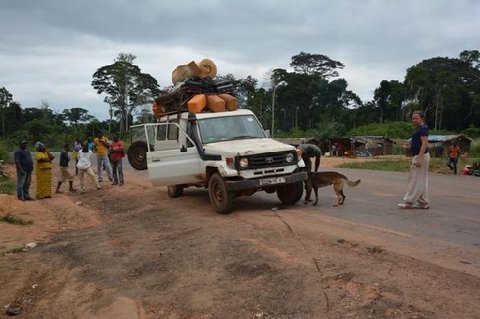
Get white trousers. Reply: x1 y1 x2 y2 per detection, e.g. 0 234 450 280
79 167 100 191
403 153 430 205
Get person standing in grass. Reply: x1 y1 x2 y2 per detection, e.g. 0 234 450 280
398 111 430 210
14 140 34 201
77 142 102 194
447 140 461 174
34 141 54 199
55 143 77 194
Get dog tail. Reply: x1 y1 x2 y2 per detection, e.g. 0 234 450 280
346 179 361 187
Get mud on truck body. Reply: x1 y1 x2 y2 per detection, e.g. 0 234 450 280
128 109 307 213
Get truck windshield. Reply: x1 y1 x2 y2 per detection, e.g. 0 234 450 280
198 115 266 144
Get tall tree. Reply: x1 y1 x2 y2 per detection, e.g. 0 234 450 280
91 53 160 132
0 87 13 137
290 52 345 78
373 80 406 123
62 107 93 137
405 53 480 130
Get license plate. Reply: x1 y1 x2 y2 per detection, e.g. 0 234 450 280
259 177 286 186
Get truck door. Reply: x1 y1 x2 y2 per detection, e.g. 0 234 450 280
145 122 203 186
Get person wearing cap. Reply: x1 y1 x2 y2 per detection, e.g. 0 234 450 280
34 141 55 199
14 140 34 201
462 164 473 175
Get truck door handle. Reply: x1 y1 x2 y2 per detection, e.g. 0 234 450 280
152 159 161 162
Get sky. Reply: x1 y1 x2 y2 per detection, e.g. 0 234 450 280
1 0 479 120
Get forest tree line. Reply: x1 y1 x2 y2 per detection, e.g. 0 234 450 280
1 50 480 149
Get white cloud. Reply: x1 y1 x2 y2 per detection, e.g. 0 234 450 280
0 0 479 120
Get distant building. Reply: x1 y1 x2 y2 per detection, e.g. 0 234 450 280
404 134 472 157
352 136 395 156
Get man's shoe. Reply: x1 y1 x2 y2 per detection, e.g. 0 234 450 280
119 182 124 186
397 203 413 209
112 181 118 185
24 197 35 201
17 196 25 201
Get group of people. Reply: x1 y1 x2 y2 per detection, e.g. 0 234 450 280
14 132 125 201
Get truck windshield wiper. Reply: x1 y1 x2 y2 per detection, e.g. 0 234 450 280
221 135 259 141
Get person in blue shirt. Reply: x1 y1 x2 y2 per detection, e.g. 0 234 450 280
14 140 34 201
398 111 430 209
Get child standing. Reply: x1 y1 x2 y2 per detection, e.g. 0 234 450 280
55 143 76 193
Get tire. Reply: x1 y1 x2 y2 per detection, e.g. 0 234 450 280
277 181 304 206
208 173 235 214
127 141 150 170
167 185 184 198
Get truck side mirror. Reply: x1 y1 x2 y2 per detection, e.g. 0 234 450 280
180 145 187 152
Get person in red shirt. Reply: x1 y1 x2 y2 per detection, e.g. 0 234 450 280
109 135 125 185
447 140 461 174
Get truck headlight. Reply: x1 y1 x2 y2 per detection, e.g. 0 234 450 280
239 157 249 168
286 153 294 163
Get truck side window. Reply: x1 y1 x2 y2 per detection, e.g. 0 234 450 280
167 123 178 141
186 122 194 148
156 125 167 141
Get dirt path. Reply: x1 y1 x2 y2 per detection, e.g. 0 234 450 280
1 164 480 318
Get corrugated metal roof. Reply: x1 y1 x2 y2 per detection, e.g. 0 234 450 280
406 134 472 142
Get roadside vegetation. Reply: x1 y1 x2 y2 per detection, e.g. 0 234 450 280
337 156 480 174
0 213 33 226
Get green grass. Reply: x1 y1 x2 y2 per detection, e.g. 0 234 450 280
337 157 480 174
0 213 33 225
0 177 15 195
1 246 26 255
337 160 410 171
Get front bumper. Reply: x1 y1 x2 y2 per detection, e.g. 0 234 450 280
225 171 307 192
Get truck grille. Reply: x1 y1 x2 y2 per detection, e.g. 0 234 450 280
238 152 296 169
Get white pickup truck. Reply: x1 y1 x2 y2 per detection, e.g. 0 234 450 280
128 109 307 213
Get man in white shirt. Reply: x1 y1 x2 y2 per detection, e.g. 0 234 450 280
77 143 102 194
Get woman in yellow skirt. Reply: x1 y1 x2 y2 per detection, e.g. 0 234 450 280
35 141 55 199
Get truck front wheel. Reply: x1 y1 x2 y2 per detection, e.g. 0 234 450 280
127 141 150 170
208 173 234 214
277 181 303 206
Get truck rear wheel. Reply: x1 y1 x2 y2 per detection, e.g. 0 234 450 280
167 185 184 198
277 181 303 206
127 141 151 170
208 173 234 214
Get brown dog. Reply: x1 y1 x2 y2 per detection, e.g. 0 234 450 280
305 171 361 206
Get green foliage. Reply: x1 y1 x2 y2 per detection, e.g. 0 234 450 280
0 213 33 225
1 246 26 255
92 53 160 132
469 139 480 157
336 158 461 174
464 124 480 138
348 121 413 139
0 140 10 162
337 160 411 172
404 52 480 131
0 177 15 195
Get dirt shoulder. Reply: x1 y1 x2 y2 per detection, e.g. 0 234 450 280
1 164 479 318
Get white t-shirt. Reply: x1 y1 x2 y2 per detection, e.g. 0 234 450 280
77 150 93 170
